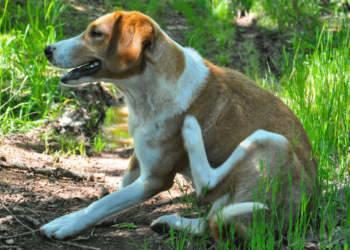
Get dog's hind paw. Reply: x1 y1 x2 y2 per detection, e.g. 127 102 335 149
182 115 203 151
151 215 205 235
150 217 172 234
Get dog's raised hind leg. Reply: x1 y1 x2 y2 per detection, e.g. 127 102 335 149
181 115 288 198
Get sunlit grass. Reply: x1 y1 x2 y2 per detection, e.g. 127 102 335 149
0 0 68 134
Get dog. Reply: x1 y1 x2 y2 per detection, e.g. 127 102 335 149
41 10 318 240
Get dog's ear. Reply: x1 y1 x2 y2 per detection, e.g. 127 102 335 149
105 15 154 73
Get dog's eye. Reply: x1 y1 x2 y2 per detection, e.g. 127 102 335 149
90 30 103 38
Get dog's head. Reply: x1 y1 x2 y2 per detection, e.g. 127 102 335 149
44 11 157 86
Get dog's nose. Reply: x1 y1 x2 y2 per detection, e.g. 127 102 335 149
44 45 53 57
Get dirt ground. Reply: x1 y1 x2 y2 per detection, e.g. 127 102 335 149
0 135 207 250
0 137 349 250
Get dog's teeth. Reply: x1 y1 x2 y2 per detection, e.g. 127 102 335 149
94 62 99 66
90 64 94 68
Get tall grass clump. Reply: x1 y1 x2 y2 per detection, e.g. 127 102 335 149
0 0 66 134
171 0 237 65
258 0 320 30
258 25 350 248
279 26 350 179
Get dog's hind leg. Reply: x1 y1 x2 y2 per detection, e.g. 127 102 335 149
181 115 292 239
150 116 288 237
181 115 288 199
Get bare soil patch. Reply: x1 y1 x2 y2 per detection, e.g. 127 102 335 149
0 136 204 250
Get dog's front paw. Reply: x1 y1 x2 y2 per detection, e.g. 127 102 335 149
182 115 203 151
40 209 89 239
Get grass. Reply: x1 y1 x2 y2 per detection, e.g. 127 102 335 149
280 29 350 178
0 0 74 135
1 0 350 249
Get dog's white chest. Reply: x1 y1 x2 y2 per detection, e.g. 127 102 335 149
130 117 163 173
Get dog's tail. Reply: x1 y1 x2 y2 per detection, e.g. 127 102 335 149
209 202 267 240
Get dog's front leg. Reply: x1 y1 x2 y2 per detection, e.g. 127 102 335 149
40 175 160 239
95 152 141 226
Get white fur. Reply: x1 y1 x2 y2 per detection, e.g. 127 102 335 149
175 47 209 112
156 46 209 114
150 194 229 235
207 194 230 218
151 216 206 235
240 129 287 149
49 34 82 68
221 202 267 221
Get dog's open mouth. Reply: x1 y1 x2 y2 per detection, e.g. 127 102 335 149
60 60 101 84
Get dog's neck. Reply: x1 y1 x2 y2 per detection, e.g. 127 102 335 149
111 32 210 128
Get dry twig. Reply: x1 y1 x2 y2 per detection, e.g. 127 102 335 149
0 230 100 250
0 160 118 183
0 200 35 232
18 215 41 227
24 207 41 217
0 246 20 249
0 230 40 240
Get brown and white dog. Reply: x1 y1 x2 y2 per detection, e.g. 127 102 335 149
41 11 318 240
